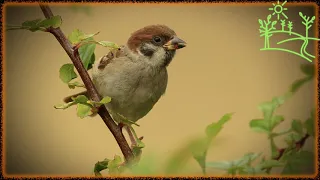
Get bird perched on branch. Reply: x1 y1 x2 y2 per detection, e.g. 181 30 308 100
64 24 186 145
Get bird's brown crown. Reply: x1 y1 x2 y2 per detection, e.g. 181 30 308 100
127 24 176 52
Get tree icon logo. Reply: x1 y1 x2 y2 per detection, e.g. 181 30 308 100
259 0 319 62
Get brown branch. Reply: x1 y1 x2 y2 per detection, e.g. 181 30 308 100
274 133 310 161
39 4 134 162
264 133 310 173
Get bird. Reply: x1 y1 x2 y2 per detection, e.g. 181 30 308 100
64 24 186 145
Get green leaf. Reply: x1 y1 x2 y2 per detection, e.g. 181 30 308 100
136 138 145 149
130 156 157 175
54 101 75 110
240 166 266 175
68 81 85 89
290 77 312 93
258 19 263 26
67 29 96 69
6 26 27 31
108 155 122 167
238 168 250 175
54 95 90 111
132 146 142 158
258 102 275 121
21 19 43 31
87 53 96 70
59 64 77 83
249 119 269 133
205 112 233 139
22 19 42 27
304 118 314 137
259 159 284 169
270 129 292 138
94 96 112 105
270 115 284 130
271 94 290 108
165 138 198 174
107 155 123 175
94 158 110 177
37 15 62 28
193 153 206 175
6 19 45 32
169 112 232 175
291 132 303 142
68 29 84 44
97 41 120 49
300 63 314 77
80 31 100 41
227 166 237 175
190 138 209 175
234 152 262 167
206 161 232 170
270 138 279 158
207 153 262 174
284 135 294 146
77 103 92 118
73 95 89 103
291 119 304 135
282 151 315 175
258 94 290 122
79 41 96 70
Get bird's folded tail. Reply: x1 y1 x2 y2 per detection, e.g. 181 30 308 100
63 91 89 103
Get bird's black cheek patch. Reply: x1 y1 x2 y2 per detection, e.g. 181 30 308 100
163 50 176 67
139 46 154 57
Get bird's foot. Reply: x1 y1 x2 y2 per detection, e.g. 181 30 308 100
118 122 145 153
116 113 140 127
118 122 125 130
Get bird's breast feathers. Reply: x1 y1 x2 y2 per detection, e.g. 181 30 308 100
92 46 168 121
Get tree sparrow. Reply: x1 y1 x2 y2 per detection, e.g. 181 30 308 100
65 24 186 125
92 24 186 124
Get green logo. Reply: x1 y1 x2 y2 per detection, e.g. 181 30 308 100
259 1 319 62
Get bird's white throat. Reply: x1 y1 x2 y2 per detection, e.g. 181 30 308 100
136 43 167 68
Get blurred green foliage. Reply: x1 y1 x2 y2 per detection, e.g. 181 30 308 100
69 5 93 16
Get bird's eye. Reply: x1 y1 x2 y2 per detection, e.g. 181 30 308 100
153 36 162 43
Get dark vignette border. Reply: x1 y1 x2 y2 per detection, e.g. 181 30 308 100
0 0 319 179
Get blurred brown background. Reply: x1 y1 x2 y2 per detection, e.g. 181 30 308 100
3 3 317 176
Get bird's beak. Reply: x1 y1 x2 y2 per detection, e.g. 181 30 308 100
163 36 186 50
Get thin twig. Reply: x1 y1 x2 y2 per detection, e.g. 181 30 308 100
275 133 310 161
39 4 134 162
264 133 310 173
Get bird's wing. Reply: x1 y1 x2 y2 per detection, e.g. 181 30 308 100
97 45 127 70
62 46 126 103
